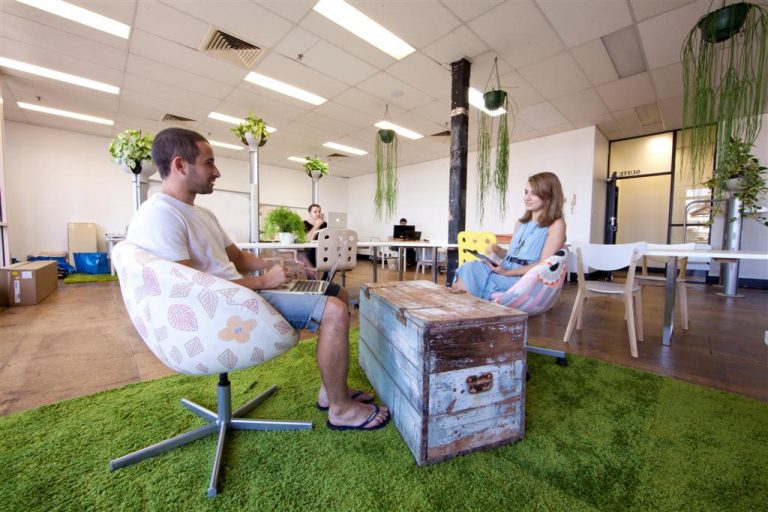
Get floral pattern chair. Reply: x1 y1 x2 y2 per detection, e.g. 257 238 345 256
109 241 311 497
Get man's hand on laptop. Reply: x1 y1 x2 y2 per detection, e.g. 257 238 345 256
259 265 289 289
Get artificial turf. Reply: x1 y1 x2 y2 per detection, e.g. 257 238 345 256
1 330 765 511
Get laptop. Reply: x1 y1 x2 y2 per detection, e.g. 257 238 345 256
327 212 347 229
266 243 345 295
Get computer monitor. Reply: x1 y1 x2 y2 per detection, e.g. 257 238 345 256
393 225 416 240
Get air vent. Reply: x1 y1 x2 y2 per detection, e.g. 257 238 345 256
161 113 196 123
200 28 263 69
326 153 348 158
431 130 450 137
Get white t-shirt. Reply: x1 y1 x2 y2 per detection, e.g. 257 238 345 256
126 193 240 280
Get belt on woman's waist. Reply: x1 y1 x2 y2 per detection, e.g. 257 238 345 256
504 256 531 266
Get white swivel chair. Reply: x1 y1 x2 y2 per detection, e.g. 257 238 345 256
413 247 447 278
109 242 311 497
563 242 647 358
637 242 696 330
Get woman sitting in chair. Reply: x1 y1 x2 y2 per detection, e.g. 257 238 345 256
452 171 566 299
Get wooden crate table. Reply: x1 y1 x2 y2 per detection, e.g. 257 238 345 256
358 280 527 466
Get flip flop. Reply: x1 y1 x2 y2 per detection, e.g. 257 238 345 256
326 405 391 431
315 390 374 411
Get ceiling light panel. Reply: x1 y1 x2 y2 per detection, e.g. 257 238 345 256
468 87 506 117
17 101 113 125
323 142 367 155
601 25 646 79
313 0 415 60
208 140 244 151
17 0 131 39
288 156 309 164
208 112 277 133
374 120 423 140
244 72 326 105
0 57 119 94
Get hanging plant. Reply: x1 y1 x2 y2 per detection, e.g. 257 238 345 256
108 129 154 174
231 114 270 147
374 105 399 220
703 138 768 226
476 56 515 221
303 156 329 178
680 2 768 186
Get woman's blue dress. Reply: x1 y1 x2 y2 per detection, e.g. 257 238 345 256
454 222 549 299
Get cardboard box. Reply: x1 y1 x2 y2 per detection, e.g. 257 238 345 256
0 261 58 306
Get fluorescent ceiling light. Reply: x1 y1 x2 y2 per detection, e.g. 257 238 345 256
208 140 244 151
323 142 367 156
288 156 309 164
208 112 277 133
374 120 423 140
244 72 326 105
602 25 646 78
313 0 415 60
17 0 130 39
0 57 119 94
468 87 506 117
17 101 113 125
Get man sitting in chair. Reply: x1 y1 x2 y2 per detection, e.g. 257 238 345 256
126 128 389 432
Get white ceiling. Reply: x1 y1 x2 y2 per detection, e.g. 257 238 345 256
1 0 766 178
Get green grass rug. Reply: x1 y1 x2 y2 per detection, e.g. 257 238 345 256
63 273 118 284
1 331 766 511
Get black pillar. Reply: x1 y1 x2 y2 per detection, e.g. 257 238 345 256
447 58 470 285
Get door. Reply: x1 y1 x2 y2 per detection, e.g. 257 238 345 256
604 172 618 244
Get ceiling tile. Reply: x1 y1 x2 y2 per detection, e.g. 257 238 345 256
122 73 220 111
536 121 576 137
273 26 320 60
518 52 591 99
630 0 697 22
356 72 436 110
650 63 683 100
135 0 209 49
299 40 378 86
597 72 656 111
385 52 451 99
551 88 609 122
571 39 619 86
255 51 349 99
637 0 711 69
658 96 683 130
572 112 616 130
118 89 208 122
300 11 395 68
518 102 568 130
125 54 233 98
496 70 544 109
160 0 293 49
422 25 489 64
312 101 379 129
441 0 503 22
469 0 564 68
221 88 309 122
411 100 451 127
350 0 459 48
258 0 315 23
612 107 642 132
537 0 633 48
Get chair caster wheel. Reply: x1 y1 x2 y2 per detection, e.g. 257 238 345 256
556 357 568 367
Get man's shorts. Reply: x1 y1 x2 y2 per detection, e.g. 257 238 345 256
259 283 342 332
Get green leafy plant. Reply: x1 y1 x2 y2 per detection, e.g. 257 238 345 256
703 138 768 226
477 56 516 221
108 129 153 172
231 114 269 147
303 157 329 177
680 2 768 185
263 207 306 242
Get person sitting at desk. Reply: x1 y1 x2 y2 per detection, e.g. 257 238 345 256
297 204 327 278
452 172 566 299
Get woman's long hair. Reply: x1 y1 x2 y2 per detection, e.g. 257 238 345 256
518 172 564 227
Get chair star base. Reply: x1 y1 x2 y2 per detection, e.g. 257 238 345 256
109 374 312 497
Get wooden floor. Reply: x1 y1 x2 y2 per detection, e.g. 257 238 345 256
1 261 766 416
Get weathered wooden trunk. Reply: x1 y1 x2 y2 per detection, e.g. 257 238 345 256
358 280 527 466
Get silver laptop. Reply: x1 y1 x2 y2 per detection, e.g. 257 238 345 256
327 212 347 229
266 246 344 295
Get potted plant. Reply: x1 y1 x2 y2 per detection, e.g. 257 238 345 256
680 2 767 185
263 207 306 243
232 114 270 148
374 105 399 221
303 157 329 179
108 129 155 176
704 138 768 226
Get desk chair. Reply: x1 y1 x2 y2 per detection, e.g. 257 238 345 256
109 242 311 497
563 242 646 358
637 242 696 330
414 247 447 278
457 231 497 265
316 228 359 303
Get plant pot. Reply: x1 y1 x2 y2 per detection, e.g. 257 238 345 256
483 90 507 111
725 177 745 192
120 159 157 179
242 132 267 149
308 169 325 180
277 232 296 244
378 129 395 144
698 3 751 43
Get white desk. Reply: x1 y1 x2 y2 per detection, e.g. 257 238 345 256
238 241 458 284
645 249 768 345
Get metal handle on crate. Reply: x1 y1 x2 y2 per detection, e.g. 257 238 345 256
466 372 493 394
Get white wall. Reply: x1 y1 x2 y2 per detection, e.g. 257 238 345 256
3 122 348 259
348 126 602 246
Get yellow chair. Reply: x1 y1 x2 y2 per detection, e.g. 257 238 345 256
457 231 497 265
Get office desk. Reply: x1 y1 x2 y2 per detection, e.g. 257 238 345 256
645 249 768 345
238 241 458 284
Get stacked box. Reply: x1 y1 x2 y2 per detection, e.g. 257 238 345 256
0 261 58 306
358 280 527 465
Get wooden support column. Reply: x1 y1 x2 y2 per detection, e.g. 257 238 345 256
447 58 470 285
